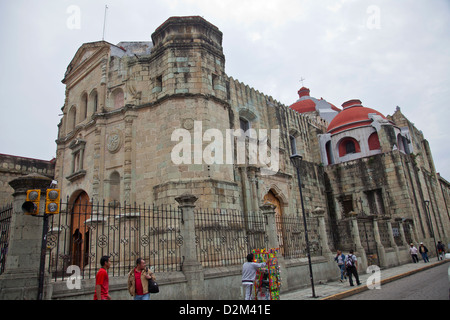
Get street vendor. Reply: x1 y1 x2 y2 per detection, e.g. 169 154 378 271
242 253 266 300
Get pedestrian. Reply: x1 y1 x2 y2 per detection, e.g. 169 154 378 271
94 255 111 300
409 243 419 263
242 253 266 300
437 241 445 261
344 250 361 287
334 250 347 282
127 258 156 300
419 242 429 262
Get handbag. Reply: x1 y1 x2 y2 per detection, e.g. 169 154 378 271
148 278 159 293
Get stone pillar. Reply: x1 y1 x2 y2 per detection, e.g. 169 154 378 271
386 219 400 266
260 204 277 248
312 207 332 257
348 212 367 271
260 204 289 292
396 218 408 246
175 193 205 300
373 217 387 268
0 173 52 300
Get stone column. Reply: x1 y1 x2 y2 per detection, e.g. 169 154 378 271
395 218 408 246
386 219 400 266
260 204 277 249
373 217 387 268
348 212 368 271
312 207 332 257
175 193 205 300
260 204 288 292
0 173 52 300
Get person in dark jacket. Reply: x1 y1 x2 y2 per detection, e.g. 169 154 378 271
419 242 429 262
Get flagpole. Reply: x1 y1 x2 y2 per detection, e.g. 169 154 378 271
102 5 108 41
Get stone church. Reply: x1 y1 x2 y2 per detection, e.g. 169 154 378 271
2 15 445 299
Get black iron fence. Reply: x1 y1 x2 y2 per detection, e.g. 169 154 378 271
194 209 267 267
278 214 322 259
0 203 13 275
47 200 183 281
2 196 324 280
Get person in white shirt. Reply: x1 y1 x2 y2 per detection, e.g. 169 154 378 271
344 250 361 287
409 243 419 263
242 253 266 300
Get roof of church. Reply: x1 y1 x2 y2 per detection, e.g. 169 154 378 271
327 99 387 134
289 87 340 114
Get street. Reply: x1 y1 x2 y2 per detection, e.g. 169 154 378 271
344 261 449 300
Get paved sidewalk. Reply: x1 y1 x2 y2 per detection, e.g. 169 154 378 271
281 259 449 300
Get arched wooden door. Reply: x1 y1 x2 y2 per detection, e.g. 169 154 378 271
71 192 91 269
263 190 284 255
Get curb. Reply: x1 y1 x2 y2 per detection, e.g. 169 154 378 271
321 260 448 300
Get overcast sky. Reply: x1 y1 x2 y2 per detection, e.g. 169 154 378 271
0 0 449 180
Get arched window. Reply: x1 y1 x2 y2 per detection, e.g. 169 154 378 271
326 140 334 164
338 137 360 157
289 135 297 155
239 117 250 132
80 92 88 120
368 132 381 150
109 171 121 204
67 106 77 132
89 89 98 115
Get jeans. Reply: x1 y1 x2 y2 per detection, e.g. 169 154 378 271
338 264 346 280
421 253 429 262
134 293 150 300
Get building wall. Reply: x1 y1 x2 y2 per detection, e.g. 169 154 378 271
0 154 55 204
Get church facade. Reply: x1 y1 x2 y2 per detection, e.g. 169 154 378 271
53 15 449 277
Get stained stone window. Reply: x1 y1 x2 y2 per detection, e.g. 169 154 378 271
66 138 86 182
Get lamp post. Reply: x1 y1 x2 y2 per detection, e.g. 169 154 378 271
290 154 316 298
424 200 439 260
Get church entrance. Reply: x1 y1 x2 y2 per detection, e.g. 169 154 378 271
263 190 285 255
71 191 91 269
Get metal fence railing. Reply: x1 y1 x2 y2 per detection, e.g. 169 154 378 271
0 203 13 275
47 200 183 281
194 209 267 268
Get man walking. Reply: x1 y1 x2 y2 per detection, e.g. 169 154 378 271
94 256 111 300
419 242 429 262
128 258 155 300
242 253 266 300
409 243 419 263
345 250 361 287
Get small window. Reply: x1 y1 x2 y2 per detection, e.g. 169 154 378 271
338 137 360 157
290 135 297 155
345 140 356 154
240 117 250 132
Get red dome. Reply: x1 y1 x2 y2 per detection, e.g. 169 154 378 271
289 87 340 113
327 99 387 134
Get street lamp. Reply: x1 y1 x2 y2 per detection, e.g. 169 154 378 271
424 200 439 260
290 154 316 298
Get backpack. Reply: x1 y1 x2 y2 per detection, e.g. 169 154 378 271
345 255 354 268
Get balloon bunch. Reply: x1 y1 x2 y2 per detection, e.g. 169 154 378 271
252 248 281 300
